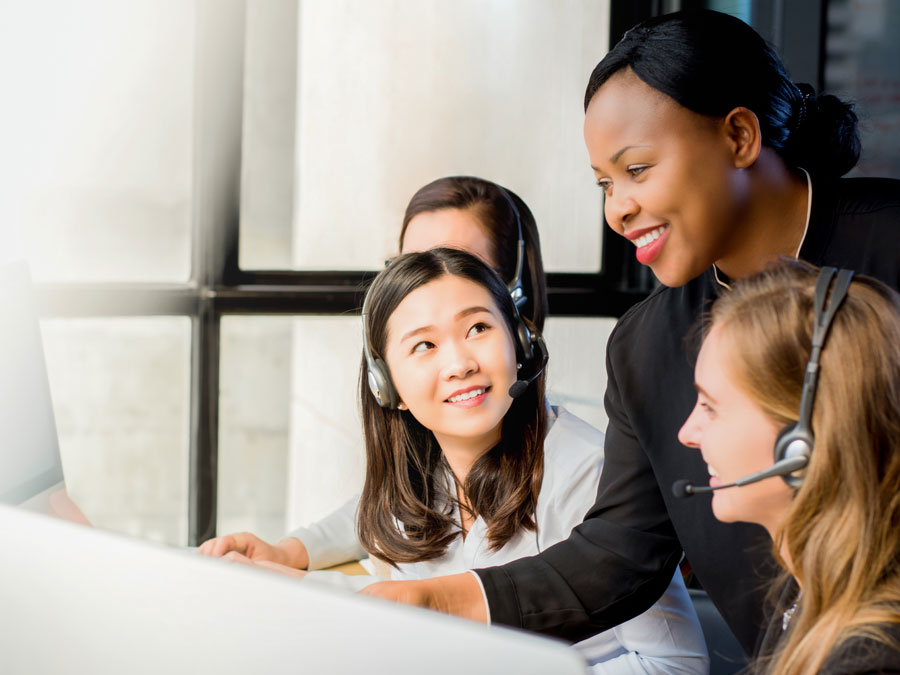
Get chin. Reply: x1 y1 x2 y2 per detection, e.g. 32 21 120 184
649 253 709 288
710 498 738 525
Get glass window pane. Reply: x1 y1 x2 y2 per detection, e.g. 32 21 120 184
824 0 900 178
239 0 609 273
218 316 365 539
4 1 194 282
40 317 191 545
544 317 617 433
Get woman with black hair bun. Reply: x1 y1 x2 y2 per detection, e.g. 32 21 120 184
361 10 900 661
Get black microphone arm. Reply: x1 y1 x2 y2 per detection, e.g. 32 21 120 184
672 455 809 498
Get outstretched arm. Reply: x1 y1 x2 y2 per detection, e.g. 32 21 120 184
360 572 488 623
198 494 365 569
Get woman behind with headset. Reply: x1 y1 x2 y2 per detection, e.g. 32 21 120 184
678 260 900 674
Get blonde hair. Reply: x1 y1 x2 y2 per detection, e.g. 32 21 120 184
708 260 900 675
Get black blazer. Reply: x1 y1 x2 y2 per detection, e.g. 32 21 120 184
475 177 900 655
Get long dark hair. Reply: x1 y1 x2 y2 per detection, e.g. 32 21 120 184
399 176 548 330
584 10 860 179
357 248 547 564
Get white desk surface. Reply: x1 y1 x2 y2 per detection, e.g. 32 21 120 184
0 505 587 675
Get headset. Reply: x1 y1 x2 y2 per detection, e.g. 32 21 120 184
363 189 546 408
673 266 854 498
500 187 527 312
772 266 853 486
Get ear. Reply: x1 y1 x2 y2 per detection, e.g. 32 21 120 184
722 107 761 169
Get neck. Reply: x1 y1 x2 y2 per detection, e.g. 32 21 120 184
715 152 810 281
435 430 499 485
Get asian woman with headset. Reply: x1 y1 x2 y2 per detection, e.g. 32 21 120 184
320 246 708 673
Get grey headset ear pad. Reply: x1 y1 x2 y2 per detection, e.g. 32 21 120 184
366 354 399 409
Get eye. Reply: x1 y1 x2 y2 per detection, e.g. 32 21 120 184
411 340 434 354
595 178 612 195
627 164 649 178
699 400 717 418
466 322 490 338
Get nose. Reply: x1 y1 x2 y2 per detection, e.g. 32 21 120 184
440 340 478 381
604 187 639 233
677 403 703 450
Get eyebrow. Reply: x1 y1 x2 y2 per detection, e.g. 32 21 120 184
399 306 494 344
610 144 650 164
694 382 718 404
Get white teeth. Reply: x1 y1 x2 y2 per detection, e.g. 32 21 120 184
633 226 667 248
448 388 486 403
707 465 719 478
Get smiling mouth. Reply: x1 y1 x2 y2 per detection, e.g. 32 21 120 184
446 387 489 403
632 225 668 248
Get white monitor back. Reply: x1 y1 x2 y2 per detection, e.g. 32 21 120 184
0 506 587 675
0 261 65 505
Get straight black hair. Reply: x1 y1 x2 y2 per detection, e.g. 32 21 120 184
584 10 860 179
357 248 546 564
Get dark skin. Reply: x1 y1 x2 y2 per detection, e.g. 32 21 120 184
587 69 809 287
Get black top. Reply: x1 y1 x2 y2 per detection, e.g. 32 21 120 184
475 177 900 655
820 629 900 674
757 580 900 674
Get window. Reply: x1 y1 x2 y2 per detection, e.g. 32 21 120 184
7 0 657 546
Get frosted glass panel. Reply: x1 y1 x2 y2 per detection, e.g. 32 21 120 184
218 316 293 540
544 316 617 433
239 0 610 273
824 0 900 178
40 317 192 545
218 315 365 538
3 1 194 282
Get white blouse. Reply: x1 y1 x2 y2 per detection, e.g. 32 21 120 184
292 407 709 674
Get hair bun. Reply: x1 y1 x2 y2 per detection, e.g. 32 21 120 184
787 83 860 179
793 82 818 132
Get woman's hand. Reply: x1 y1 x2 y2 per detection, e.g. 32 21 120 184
197 532 310 570
359 573 488 623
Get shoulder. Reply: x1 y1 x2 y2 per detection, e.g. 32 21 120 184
833 177 900 214
543 406 604 477
605 272 715 386
808 177 900 289
608 272 714 351
535 407 606 538
815 176 900 231
821 623 900 675
540 407 604 502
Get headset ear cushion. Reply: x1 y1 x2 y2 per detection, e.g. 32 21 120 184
773 424 794 464
516 318 535 363
367 358 398 409
773 423 813 487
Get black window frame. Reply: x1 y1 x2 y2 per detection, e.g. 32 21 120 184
41 0 838 545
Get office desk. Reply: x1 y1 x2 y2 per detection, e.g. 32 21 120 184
327 560 368 576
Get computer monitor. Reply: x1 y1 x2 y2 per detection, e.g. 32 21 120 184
0 505 587 674
0 260 65 507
